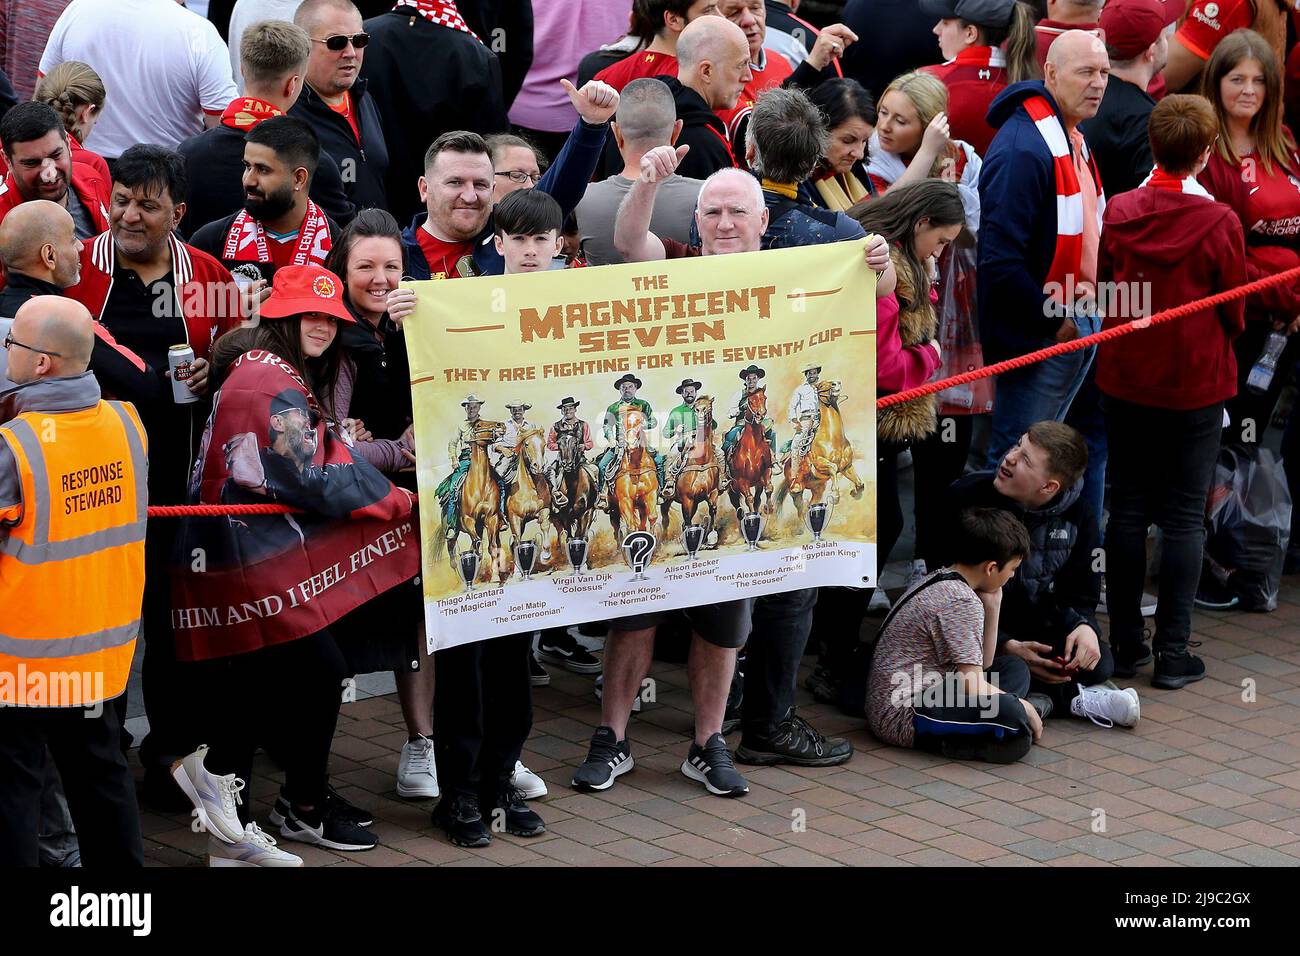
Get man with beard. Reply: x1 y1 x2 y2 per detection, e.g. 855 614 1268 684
64 144 240 811
0 102 109 241
661 376 723 500
178 19 355 238
0 201 83 315
189 116 338 283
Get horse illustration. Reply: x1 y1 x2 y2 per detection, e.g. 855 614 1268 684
775 379 865 522
608 404 660 545
446 420 506 581
551 429 598 561
660 395 721 549
727 387 773 526
504 425 558 572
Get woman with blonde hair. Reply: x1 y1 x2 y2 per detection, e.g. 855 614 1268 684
31 60 109 182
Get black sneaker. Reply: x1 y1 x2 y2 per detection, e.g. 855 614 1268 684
269 785 373 829
1111 641 1153 679
571 726 633 791
1194 576 1239 610
681 733 749 797
279 804 377 851
1024 692 1054 721
433 793 491 848
529 650 550 686
722 669 743 735
1152 649 1206 689
486 785 546 837
735 710 852 767
536 629 602 674
804 664 840 705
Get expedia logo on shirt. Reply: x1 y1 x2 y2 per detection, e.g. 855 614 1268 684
1194 3 1222 30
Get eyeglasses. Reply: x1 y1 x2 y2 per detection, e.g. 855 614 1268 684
494 170 542 185
3 331 62 357
313 32 369 51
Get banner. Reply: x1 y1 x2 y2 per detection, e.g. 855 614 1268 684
405 240 877 650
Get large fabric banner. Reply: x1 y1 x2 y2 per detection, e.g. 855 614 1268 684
405 241 876 650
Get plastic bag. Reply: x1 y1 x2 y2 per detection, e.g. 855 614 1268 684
1204 446 1293 611
935 240 994 416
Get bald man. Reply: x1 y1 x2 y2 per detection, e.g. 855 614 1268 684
0 201 83 318
979 29 1109 532
0 295 147 867
655 16 754 179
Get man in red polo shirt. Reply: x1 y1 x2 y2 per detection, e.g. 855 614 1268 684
597 0 723 92
0 102 109 241
1165 0 1296 92
716 0 793 155
188 116 337 283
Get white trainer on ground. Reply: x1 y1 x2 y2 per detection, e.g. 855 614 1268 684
396 734 440 799
511 760 548 799
1071 686 1141 728
208 823 303 867
171 744 246 844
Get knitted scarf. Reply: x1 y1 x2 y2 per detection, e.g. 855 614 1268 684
398 0 478 40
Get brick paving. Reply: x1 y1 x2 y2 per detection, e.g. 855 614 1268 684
138 578 1300 867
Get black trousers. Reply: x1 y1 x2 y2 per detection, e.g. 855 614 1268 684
912 655 1033 764
1105 398 1224 653
0 704 143 866
740 588 818 741
190 630 349 820
911 415 976 568
433 631 533 804
138 520 195 772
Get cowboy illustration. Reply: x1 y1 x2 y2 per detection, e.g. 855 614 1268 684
787 362 822 496
722 364 777 484
661 377 724 501
437 393 489 537
546 396 593 508
492 400 535 514
595 372 664 511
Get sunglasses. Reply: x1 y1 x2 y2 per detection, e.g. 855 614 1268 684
3 331 62 357
313 32 369 51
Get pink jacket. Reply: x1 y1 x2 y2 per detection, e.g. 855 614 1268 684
876 290 942 394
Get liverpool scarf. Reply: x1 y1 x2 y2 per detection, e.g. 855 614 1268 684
220 96 283 131
1023 95 1105 304
1141 165 1214 199
221 199 331 266
399 0 478 40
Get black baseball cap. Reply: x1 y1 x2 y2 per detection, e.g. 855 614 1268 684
919 0 1018 28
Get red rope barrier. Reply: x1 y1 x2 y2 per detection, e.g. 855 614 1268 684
877 265 1300 409
144 268 1300 518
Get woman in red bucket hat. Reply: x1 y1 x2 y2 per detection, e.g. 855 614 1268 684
167 262 423 866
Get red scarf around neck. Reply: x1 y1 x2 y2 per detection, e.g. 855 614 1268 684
398 0 478 40
220 96 283 131
222 199 331 266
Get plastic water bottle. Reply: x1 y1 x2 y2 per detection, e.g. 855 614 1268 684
1246 331 1288 394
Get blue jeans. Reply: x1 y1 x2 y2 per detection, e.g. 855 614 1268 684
986 314 1101 470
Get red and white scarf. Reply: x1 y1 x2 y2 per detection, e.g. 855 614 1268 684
948 45 1006 71
398 0 478 40
220 96 283 131
1023 95 1105 302
1141 165 1214 199
221 199 331 265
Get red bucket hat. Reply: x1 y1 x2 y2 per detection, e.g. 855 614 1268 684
259 264 355 324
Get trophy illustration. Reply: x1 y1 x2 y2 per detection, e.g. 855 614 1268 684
740 512 764 552
567 536 589 573
621 531 657 581
458 550 480 592
681 523 705 560
806 501 831 542
514 540 538 582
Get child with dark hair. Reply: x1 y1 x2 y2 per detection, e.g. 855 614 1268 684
867 507 1043 764
493 188 567 273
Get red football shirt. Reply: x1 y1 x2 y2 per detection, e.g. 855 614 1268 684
923 47 1008 157
328 91 361 143
595 51 679 92
416 227 476 280
1034 19 1101 72
1175 0 1254 59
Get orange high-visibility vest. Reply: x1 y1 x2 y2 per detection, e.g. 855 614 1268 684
0 400 148 707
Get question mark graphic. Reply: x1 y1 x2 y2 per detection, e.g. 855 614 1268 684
621 531 657 581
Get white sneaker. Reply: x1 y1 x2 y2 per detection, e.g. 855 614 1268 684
171 745 246 844
904 559 928 592
511 760 548 799
866 588 892 615
208 822 303 867
396 734 440 799
1070 685 1141 728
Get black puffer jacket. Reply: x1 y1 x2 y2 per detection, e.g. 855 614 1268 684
290 79 390 213
944 470 1102 642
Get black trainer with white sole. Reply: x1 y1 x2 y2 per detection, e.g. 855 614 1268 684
681 733 749 797
734 710 852 767
279 805 377 851
571 726 633 791
269 785 373 829
536 629 602 674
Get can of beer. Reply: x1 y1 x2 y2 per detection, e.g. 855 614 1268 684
168 344 199 404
